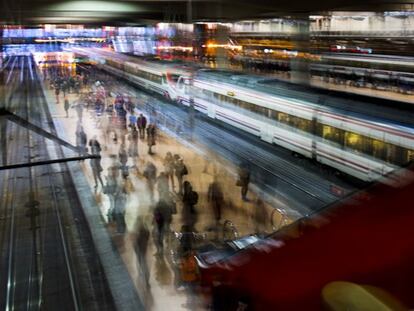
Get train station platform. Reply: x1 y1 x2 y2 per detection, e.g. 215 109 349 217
40 69 289 309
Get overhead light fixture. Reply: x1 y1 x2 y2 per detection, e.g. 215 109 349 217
45 1 141 13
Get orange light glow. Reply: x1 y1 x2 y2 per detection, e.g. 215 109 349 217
202 43 242 51
156 46 193 52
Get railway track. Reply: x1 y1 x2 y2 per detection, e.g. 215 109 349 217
0 55 113 310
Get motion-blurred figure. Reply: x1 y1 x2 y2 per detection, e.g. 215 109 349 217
76 126 87 158
74 100 85 122
182 181 198 231
134 217 150 286
143 162 157 202
237 163 251 201
146 124 156 155
129 111 137 127
137 113 147 138
103 169 119 222
255 197 268 234
157 172 170 200
174 156 188 196
61 79 69 97
89 135 102 156
118 144 129 179
113 184 127 234
163 152 175 190
153 200 166 255
90 157 104 189
54 83 60 103
64 97 70 118
128 126 139 168
208 176 224 224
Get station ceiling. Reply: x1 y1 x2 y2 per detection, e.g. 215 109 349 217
1 0 414 25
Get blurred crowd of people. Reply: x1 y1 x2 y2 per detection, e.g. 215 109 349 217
45 65 263 310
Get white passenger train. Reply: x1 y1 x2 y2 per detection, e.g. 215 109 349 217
74 48 414 182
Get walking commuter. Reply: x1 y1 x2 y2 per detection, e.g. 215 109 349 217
74 101 85 122
174 156 188 196
255 197 268 234
129 111 137 128
128 127 139 168
90 157 104 189
155 195 174 253
103 171 119 222
54 84 60 104
161 193 175 236
101 114 111 148
153 201 166 255
135 217 150 286
157 172 170 200
113 184 127 234
116 104 128 132
74 77 81 94
207 176 224 223
118 144 129 179
143 162 157 202
61 80 69 97
64 97 70 118
76 127 87 158
137 113 147 138
89 135 102 156
69 76 75 93
146 124 156 154
163 152 175 191
182 181 198 231
237 163 251 201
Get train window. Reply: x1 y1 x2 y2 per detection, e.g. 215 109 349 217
270 110 279 120
371 139 387 162
320 124 344 144
384 144 400 165
345 131 369 154
291 116 311 133
267 109 272 118
261 107 269 116
278 112 290 125
203 89 213 97
408 150 414 163
386 144 414 166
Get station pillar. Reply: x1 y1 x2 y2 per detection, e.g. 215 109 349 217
290 16 311 85
0 26 4 107
0 26 7 165
215 24 230 69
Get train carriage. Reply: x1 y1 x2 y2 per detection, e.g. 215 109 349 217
74 48 414 182
183 69 414 181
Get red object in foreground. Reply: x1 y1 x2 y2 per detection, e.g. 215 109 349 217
201 165 414 310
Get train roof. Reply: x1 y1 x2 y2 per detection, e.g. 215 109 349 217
195 69 414 129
